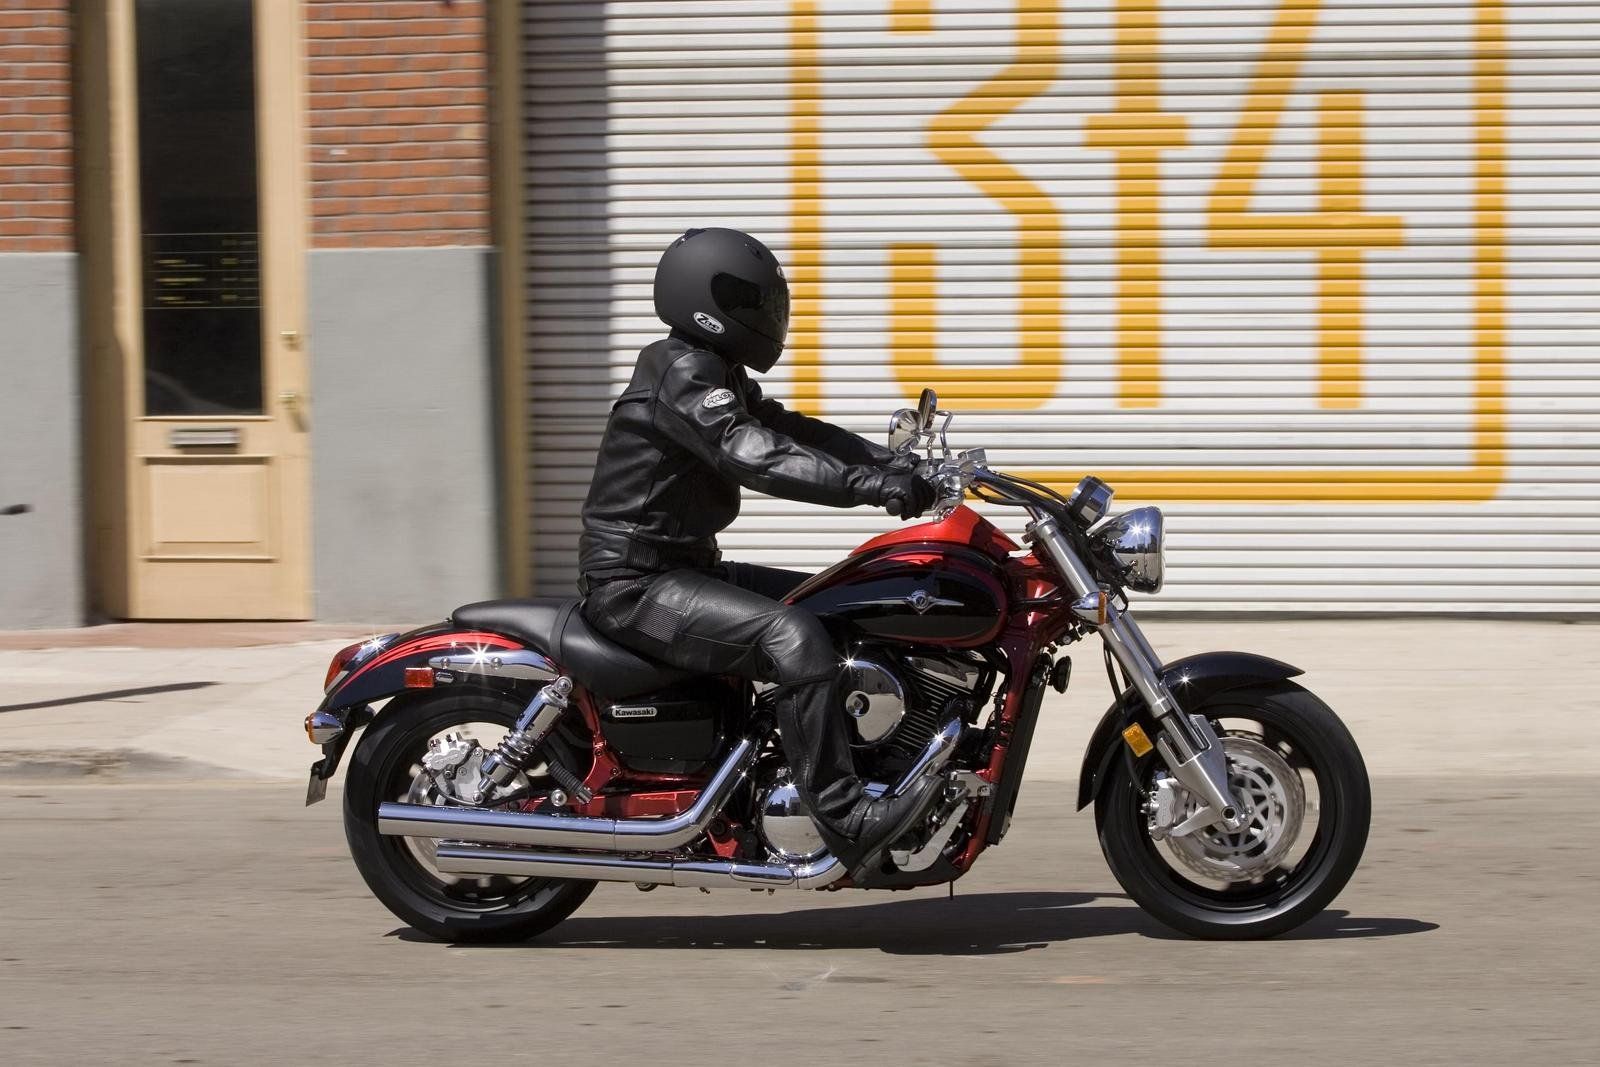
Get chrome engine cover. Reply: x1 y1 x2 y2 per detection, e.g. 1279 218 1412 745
843 650 983 761
755 768 827 863
842 653 906 746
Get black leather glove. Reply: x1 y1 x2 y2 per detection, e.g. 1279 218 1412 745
879 471 937 520
878 450 922 474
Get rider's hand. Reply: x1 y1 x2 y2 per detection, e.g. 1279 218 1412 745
878 451 921 474
879 471 937 520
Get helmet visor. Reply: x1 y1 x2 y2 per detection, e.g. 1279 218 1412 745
711 272 790 344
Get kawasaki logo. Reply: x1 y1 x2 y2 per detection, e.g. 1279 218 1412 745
608 705 658 720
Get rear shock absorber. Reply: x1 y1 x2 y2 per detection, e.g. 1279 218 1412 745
475 675 574 800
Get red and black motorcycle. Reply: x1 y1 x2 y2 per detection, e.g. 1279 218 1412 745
306 389 1370 942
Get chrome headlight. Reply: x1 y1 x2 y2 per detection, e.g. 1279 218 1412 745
1092 506 1164 593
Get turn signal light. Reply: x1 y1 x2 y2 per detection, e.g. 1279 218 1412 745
1070 590 1109 626
403 667 435 688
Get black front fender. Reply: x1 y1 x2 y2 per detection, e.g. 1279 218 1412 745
1074 651 1303 811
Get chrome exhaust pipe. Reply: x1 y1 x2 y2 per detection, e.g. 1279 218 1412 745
432 842 846 890
887 715 962 796
377 735 759 851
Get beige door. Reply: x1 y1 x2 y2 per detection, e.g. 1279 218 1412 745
92 0 310 619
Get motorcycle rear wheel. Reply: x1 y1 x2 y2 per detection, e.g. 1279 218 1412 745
343 689 595 943
1095 681 1370 940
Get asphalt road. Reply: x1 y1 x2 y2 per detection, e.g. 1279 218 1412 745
2 776 1595 1066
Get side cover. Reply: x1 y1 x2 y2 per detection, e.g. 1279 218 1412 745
1074 651 1303 810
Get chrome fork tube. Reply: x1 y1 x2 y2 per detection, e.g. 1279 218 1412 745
1026 510 1244 831
1103 603 1243 830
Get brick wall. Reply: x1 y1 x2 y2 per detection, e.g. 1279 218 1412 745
306 1 490 249
0 0 72 253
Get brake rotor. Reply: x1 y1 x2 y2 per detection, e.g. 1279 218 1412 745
1160 735 1306 884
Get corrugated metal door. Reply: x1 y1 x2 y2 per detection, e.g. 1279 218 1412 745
522 1 1600 612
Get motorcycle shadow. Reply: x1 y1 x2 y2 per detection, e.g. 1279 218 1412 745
409 891 1437 955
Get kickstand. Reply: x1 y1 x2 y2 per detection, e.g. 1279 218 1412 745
948 881 954 900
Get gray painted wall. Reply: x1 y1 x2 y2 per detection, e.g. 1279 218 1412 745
308 246 499 623
0 253 83 629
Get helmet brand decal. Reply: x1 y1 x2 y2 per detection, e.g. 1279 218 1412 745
702 388 737 409
693 311 725 334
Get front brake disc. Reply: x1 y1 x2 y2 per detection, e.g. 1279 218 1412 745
1160 735 1306 883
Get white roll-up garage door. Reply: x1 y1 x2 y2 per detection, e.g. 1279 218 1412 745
521 0 1600 612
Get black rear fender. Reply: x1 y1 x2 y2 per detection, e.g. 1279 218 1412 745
308 624 548 791
320 624 547 712
1074 651 1303 811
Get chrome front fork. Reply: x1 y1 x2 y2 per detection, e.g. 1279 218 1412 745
1025 514 1245 833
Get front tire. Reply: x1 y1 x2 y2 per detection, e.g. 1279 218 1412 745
1095 681 1370 939
343 689 595 943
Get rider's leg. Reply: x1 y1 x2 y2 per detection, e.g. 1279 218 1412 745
583 567 937 869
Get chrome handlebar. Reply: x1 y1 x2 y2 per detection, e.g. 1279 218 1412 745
923 447 987 520
889 397 987 520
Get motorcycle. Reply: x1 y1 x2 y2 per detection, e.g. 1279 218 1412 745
305 388 1370 942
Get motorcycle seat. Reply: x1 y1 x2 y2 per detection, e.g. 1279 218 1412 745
451 596 692 699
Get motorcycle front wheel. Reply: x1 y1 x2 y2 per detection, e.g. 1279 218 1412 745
1095 681 1370 940
343 689 595 943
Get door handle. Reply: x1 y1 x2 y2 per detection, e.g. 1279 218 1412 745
279 390 308 431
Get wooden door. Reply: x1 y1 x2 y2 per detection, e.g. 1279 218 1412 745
94 0 311 619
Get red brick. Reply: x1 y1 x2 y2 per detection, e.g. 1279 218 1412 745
303 0 491 248
0 0 71 251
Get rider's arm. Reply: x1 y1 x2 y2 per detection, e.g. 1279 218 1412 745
654 349 889 508
739 374 897 467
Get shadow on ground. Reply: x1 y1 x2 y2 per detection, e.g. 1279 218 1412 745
395 891 1437 955
0 681 217 713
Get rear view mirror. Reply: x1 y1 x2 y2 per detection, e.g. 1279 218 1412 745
887 408 922 454
917 388 938 430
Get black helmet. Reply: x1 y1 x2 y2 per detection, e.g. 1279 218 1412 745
653 227 790 373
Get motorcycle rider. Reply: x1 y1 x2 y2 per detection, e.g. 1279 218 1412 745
578 227 940 871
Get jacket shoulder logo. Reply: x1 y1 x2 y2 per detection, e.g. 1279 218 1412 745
693 311 725 334
702 388 737 409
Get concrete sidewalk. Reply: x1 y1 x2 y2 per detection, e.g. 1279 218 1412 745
0 619 1594 782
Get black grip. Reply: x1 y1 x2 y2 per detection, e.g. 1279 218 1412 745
885 496 903 516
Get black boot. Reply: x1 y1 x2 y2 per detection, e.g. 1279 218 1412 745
772 676 946 872
830 775 947 872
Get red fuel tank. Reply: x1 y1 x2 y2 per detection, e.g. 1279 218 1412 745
787 507 1012 648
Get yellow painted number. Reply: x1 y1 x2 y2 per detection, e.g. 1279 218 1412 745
1206 0 1405 408
889 1 1065 408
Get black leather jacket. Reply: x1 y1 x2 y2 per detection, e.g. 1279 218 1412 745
579 335 896 579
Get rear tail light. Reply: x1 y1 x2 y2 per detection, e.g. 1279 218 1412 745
323 634 398 694
324 643 364 693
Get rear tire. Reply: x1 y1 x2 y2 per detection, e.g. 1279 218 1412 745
1095 681 1370 940
343 689 595 943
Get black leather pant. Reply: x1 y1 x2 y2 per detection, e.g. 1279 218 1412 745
581 562 864 848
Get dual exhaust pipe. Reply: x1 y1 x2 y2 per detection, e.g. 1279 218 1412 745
377 717 961 891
